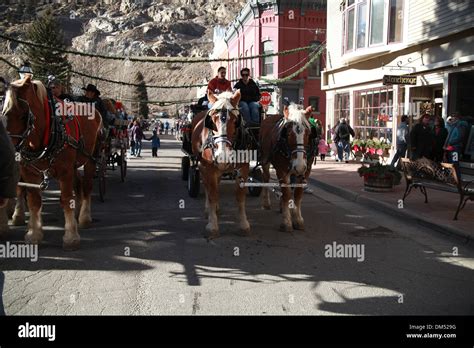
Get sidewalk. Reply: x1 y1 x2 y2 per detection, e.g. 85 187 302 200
308 158 474 244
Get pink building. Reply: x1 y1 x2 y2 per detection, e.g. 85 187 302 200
213 0 327 129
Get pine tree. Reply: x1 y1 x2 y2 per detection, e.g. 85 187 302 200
21 8 71 86
133 71 149 119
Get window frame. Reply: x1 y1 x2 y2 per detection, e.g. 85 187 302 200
262 40 274 77
353 86 395 140
368 0 389 48
308 96 320 113
342 0 404 55
334 92 351 122
308 41 322 78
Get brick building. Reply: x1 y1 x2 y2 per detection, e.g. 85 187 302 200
211 0 327 128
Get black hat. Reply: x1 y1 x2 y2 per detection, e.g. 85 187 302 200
82 84 100 96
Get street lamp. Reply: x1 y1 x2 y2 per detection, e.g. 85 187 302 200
18 62 33 80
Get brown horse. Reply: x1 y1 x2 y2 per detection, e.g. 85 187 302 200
1 76 102 250
191 90 250 238
259 104 314 232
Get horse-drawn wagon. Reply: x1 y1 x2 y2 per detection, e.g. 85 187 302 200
179 90 318 238
95 100 130 202
180 100 263 198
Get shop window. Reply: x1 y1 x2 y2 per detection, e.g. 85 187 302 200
334 92 350 121
354 87 394 141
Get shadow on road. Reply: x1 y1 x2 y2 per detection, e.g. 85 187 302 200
1 136 473 315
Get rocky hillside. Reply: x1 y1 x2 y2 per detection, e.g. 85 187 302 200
0 0 246 114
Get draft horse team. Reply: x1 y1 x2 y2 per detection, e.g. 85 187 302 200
1 76 317 250
1 75 101 250
191 90 316 239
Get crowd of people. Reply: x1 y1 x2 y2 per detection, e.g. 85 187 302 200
322 112 470 168
392 113 469 167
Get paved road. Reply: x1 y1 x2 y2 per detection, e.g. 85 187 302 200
1 133 473 315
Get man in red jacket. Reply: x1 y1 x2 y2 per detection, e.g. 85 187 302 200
207 66 231 108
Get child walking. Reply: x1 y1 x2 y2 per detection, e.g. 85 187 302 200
318 138 329 161
146 130 161 157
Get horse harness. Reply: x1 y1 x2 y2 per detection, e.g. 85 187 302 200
273 118 317 163
5 90 97 190
201 108 243 163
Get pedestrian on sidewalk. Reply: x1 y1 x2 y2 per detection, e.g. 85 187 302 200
330 121 339 160
334 118 355 163
129 120 137 156
391 115 409 168
318 138 329 161
133 122 145 157
444 113 469 164
145 130 161 157
432 115 448 162
410 114 434 160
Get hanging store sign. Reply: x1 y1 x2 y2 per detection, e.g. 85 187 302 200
383 75 417 85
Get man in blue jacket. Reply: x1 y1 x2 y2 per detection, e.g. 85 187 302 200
444 113 469 163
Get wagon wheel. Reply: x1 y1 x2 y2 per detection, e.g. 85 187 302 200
181 156 190 181
120 147 127 182
187 166 200 198
98 149 107 202
248 166 263 197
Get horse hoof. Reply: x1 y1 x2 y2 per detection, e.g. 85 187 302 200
206 231 220 240
205 223 219 239
25 232 43 245
12 216 26 226
240 227 251 236
279 223 293 233
78 220 92 229
293 222 305 231
63 240 80 251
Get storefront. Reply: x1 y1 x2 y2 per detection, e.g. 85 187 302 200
328 64 474 153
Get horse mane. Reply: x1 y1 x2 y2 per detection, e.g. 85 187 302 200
210 91 235 111
286 103 310 129
32 80 47 104
2 78 47 117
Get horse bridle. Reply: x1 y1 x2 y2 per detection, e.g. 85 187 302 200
4 96 36 153
278 121 309 160
205 108 241 158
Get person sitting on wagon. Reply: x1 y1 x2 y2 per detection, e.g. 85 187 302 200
207 66 231 108
233 68 261 126
49 79 74 102
78 84 112 127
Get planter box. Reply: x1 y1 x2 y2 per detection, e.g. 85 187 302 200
363 174 394 192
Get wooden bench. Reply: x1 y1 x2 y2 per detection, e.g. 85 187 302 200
401 158 474 220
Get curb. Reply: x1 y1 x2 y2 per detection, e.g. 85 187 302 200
308 177 473 246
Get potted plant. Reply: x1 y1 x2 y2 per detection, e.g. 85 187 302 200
351 139 366 160
357 163 402 192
